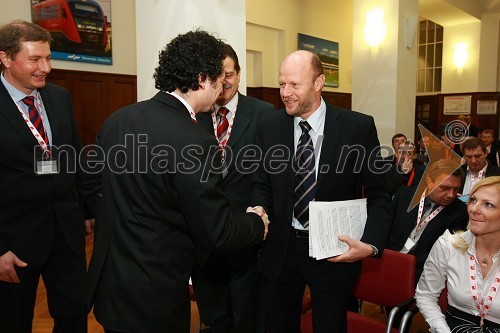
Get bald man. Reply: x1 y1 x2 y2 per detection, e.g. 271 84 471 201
251 50 392 333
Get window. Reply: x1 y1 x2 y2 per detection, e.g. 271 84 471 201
417 20 443 93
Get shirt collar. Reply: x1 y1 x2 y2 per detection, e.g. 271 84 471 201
1 71 37 101
294 98 326 133
166 91 197 121
216 93 239 114
467 162 488 176
462 230 476 256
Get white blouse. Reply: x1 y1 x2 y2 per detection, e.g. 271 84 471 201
415 229 500 333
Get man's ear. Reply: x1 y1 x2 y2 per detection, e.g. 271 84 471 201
198 74 206 90
426 176 433 189
0 51 10 69
315 74 325 92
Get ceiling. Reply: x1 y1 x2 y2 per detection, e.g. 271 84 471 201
419 0 500 26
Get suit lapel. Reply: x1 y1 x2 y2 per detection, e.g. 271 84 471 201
227 95 251 149
38 87 60 145
0 83 38 144
317 105 342 189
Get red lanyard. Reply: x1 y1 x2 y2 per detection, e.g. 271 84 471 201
415 191 444 237
468 254 500 328
211 107 236 150
12 93 50 154
406 168 415 186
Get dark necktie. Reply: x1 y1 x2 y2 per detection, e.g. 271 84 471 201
293 121 317 228
216 107 229 143
421 201 436 222
22 96 49 146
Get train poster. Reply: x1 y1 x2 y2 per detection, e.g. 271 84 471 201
298 33 339 88
31 0 112 65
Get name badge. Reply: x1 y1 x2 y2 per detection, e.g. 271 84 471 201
36 159 59 175
403 237 416 253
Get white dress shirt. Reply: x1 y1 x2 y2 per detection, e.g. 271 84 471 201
416 230 500 333
291 98 326 230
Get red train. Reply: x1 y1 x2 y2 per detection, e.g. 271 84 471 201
32 0 108 55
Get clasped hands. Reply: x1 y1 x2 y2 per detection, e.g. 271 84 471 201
246 206 269 240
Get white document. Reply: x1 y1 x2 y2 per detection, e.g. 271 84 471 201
309 199 367 260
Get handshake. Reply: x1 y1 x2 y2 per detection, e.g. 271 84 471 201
246 206 269 240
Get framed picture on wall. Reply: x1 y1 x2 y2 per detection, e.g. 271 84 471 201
298 33 339 88
31 0 112 65
443 95 471 115
477 100 497 115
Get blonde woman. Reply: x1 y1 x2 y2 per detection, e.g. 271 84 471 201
416 176 500 332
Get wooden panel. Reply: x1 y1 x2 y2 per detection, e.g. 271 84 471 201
108 76 137 118
46 69 137 145
76 75 107 145
437 92 500 137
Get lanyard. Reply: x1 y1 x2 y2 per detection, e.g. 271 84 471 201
415 191 444 237
406 168 415 186
11 92 50 154
468 254 500 328
471 169 486 188
211 107 236 150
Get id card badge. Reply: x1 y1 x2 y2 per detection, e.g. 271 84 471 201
35 158 59 175
403 237 416 253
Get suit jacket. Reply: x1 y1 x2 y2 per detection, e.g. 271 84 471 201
387 186 468 280
198 93 275 212
197 93 274 266
0 82 90 266
251 103 392 282
486 140 500 167
86 92 265 332
459 163 500 194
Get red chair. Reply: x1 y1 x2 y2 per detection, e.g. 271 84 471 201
301 250 416 333
400 284 447 332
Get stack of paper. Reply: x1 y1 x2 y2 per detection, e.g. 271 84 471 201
309 199 367 260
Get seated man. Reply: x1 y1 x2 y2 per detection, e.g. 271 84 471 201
460 137 500 195
387 159 468 281
387 141 425 195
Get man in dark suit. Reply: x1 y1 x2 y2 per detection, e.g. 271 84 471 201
460 137 500 195
0 20 95 333
387 159 468 281
193 44 275 333
251 50 392 333
85 31 269 333
480 128 500 167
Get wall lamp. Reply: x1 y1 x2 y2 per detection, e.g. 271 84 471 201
364 8 386 47
453 42 468 70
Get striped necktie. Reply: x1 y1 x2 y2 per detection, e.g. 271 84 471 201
293 121 317 228
22 96 49 146
216 107 229 144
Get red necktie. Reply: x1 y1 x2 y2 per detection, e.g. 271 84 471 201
216 107 229 142
22 96 49 146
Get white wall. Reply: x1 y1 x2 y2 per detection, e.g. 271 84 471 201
441 22 481 93
352 0 418 146
135 0 246 101
478 13 500 92
0 0 136 75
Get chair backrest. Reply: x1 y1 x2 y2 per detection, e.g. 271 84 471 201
352 249 416 307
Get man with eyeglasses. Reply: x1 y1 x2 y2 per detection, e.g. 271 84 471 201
387 159 468 281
